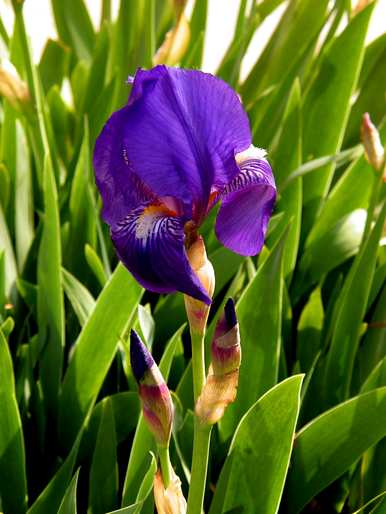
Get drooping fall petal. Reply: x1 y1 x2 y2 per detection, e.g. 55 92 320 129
111 203 211 303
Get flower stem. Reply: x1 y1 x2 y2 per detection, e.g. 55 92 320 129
187 328 212 514
191 330 206 402
362 167 385 243
187 422 212 514
158 445 172 488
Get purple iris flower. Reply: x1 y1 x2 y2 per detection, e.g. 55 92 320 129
93 66 276 304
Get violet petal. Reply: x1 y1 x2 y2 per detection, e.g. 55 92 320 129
121 66 251 219
111 202 211 303
215 158 276 256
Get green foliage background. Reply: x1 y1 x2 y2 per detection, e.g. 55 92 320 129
0 0 386 513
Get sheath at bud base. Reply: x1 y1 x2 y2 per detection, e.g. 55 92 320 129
196 299 241 425
184 236 215 335
154 468 187 514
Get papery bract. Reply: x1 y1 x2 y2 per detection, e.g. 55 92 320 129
94 66 276 303
196 298 241 425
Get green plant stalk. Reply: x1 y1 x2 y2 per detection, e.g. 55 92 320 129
187 328 212 514
191 330 206 401
187 422 212 514
362 166 385 243
158 445 172 488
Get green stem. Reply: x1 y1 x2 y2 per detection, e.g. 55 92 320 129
187 423 212 514
187 328 212 514
158 445 172 488
190 330 206 402
362 168 385 243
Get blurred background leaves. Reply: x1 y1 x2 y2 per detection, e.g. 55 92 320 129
0 0 386 513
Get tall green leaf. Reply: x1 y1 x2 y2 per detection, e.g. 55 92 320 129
302 4 374 220
39 38 70 93
182 0 207 68
0 203 17 303
66 122 96 272
0 328 27 514
14 120 33 271
51 0 95 61
241 0 329 103
210 375 303 514
285 386 386 513
62 268 95 327
272 78 302 281
28 430 84 514
89 399 118 514
324 201 386 407
59 264 143 451
57 469 79 514
220 228 287 439
359 282 386 385
38 155 64 415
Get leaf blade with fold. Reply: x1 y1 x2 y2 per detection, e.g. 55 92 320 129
59 264 143 452
0 328 27 514
210 375 304 514
285 386 386 513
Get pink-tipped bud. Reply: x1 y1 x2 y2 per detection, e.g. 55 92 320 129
212 298 241 376
184 236 215 335
153 14 190 66
361 113 384 172
0 62 30 112
154 467 187 514
353 0 372 15
196 299 241 425
130 330 174 447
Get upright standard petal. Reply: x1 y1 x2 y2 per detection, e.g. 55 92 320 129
111 202 211 304
121 66 251 219
215 147 276 256
93 106 156 225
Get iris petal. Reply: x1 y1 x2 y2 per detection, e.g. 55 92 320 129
93 106 156 225
215 157 276 256
111 203 211 304
121 66 251 219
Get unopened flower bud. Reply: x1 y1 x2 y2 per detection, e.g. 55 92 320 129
184 235 215 335
154 467 187 514
130 330 174 447
361 113 384 171
353 0 372 15
195 299 241 425
211 298 241 376
0 61 30 112
153 14 190 66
